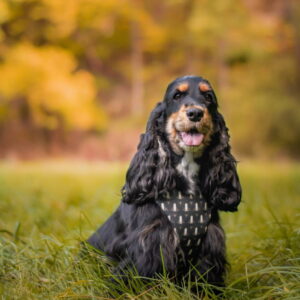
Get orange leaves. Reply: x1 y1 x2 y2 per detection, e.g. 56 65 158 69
0 43 107 130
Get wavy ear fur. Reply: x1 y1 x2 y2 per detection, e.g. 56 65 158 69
200 112 242 212
122 102 176 204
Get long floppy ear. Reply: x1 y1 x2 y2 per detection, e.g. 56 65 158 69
122 102 176 204
200 112 242 212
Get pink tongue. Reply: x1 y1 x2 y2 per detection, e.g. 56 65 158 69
181 132 204 146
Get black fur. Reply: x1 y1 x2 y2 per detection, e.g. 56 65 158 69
87 75 241 289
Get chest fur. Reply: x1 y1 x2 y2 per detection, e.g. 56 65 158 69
176 152 200 193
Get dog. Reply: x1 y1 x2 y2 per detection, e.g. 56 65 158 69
87 75 241 289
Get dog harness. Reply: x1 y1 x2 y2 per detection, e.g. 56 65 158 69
156 191 211 264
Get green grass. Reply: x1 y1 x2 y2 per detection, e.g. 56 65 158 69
0 161 299 299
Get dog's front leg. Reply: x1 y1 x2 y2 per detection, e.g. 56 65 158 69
121 216 178 278
195 220 227 289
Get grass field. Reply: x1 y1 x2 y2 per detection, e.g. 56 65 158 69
0 161 299 299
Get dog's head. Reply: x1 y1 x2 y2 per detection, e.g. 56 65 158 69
122 75 241 211
163 76 216 156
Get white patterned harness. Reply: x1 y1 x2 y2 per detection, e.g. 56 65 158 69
156 191 212 264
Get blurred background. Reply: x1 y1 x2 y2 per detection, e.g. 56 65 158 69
0 0 299 161
1 2 300 298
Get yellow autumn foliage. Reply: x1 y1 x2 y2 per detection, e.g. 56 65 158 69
0 43 107 130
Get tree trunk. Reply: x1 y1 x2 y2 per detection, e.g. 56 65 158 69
216 37 229 91
130 20 144 115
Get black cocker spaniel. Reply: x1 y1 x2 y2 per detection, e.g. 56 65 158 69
87 75 242 289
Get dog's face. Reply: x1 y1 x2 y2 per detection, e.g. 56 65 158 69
164 76 216 156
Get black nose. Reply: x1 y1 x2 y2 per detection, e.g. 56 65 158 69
186 108 204 122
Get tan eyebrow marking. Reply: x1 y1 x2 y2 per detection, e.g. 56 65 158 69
177 82 189 92
199 82 211 92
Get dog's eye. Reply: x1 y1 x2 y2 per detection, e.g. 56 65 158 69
204 92 213 102
173 91 185 100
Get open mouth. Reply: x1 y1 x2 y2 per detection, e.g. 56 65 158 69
179 129 204 147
